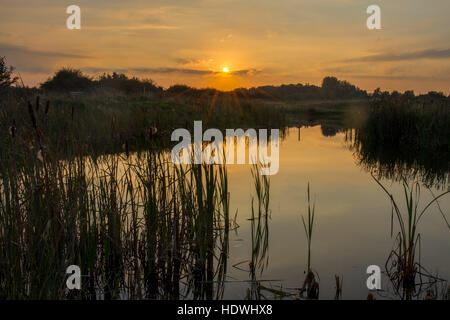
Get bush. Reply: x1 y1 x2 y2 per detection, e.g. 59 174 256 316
0 56 17 92
41 68 93 92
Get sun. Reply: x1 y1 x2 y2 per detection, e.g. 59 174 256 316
222 67 229 73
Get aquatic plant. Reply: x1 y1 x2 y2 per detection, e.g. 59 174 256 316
372 174 450 299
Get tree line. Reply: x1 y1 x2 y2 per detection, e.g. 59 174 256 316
1 56 449 103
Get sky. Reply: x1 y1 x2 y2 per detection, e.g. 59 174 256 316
0 0 449 93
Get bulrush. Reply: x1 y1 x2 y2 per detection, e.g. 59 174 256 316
27 101 38 130
45 100 50 115
8 123 16 138
35 96 40 112
37 148 44 163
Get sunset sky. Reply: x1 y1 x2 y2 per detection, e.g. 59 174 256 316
1 0 449 93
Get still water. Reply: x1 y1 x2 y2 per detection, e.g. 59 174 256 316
222 126 449 299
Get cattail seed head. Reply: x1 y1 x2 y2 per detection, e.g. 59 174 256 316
8 125 16 138
27 101 38 130
37 148 44 162
36 96 40 111
45 100 50 115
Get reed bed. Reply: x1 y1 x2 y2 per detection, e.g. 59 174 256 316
348 102 450 189
0 97 237 299
1 95 448 300
0 146 236 299
246 164 271 300
0 94 287 159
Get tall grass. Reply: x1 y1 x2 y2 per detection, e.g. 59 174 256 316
245 163 271 300
299 183 319 299
0 94 287 159
349 102 450 189
250 164 270 276
372 174 450 299
301 183 315 272
0 98 235 299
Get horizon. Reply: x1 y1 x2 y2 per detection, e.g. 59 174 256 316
1 1 449 94
15 67 450 95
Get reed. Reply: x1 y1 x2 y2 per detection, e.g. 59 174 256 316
349 101 450 189
301 183 315 272
246 163 271 300
0 97 235 299
372 174 450 299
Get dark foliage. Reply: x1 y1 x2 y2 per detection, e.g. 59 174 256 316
97 72 163 95
41 67 93 92
0 56 17 92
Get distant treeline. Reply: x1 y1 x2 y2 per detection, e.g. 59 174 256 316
1 56 450 102
36 68 369 100
40 68 164 96
369 88 450 108
168 76 368 100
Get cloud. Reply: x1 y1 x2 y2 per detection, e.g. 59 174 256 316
83 67 262 76
134 67 215 75
342 74 450 81
175 58 215 67
231 69 262 76
83 66 216 75
0 42 90 74
84 24 179 31
342 49 450 63
0 43 90 59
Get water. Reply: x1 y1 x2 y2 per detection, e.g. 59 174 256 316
221 126 450 299
3 122 447 300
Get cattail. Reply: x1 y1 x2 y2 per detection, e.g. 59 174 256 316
124 140 129 158
8 125 16 138
36 96 40 111
111 116 116 138
45 100 50 115
27 101 38 130
37 148 44 162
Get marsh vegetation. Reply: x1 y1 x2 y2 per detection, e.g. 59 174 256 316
0 60 449 300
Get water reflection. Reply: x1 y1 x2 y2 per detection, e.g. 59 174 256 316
1 124 448 300
341 104 450 190
224 126 449 300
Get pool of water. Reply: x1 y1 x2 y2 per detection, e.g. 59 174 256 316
222 126 450 299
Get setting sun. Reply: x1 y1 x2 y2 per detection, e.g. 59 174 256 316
222 67 229 73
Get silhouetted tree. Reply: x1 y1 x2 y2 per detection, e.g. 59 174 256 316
322 76 366 99
41 67 93 92
0 56 17 91
321 76 340 97
97 72 162 95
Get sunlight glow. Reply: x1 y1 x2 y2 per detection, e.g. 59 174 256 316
222 67 229 73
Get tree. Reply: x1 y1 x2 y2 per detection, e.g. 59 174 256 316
321 76 367 99
321 76 340 91
0 56 18 90
41 67 92 92
97 72 161 95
